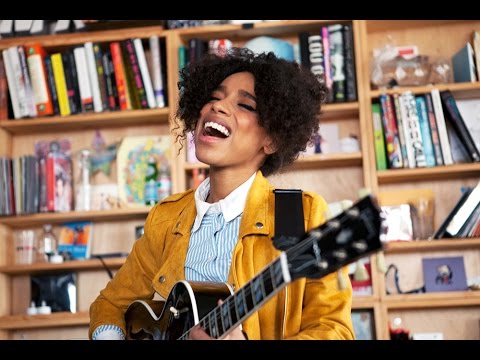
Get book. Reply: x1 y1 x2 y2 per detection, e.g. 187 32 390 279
328 24 346 102
73 46 94 112
58 220 93 260
430 88 453 165
440 90 480 162
50 53 70 117
455 99 480 153
399 92 425 168
148 35 166 108
84 42 104 113
424 93 444 166
444 181 480 237
371 103 387 170
342 24 357 102
415 95 436 167
451 42 477 83
379 94 403 168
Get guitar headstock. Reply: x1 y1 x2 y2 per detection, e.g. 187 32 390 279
285 195 387 281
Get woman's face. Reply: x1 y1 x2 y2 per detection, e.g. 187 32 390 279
194 71 274 174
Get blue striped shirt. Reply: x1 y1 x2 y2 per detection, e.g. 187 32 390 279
185 173 256 282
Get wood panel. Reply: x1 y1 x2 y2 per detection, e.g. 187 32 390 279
387 307 480 340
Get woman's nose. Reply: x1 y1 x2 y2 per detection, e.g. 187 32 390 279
211 99 230 116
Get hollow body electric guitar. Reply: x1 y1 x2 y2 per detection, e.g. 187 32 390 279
124 195 387 340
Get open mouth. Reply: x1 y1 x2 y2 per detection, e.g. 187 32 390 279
203 121 231 138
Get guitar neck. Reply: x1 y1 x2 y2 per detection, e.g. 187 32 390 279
178 253 291 340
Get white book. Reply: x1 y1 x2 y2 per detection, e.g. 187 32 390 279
149 35 166 108
133 38 156 109
84 42 103 113
73 47 94 112
446 181 480 236
17 46 37 118
14 20 33 35
399 92 426 168
455 98 480 154
431 88 453 165
7 46 30 118
2 49 22 119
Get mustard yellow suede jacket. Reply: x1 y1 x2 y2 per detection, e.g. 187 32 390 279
89 171 354 340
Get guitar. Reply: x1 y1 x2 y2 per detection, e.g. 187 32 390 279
124 195 387 340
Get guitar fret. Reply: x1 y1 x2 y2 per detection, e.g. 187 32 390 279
251 274 266 305
235 287 247 319
209 308 219 338
227 297 239 326
220 300 232 332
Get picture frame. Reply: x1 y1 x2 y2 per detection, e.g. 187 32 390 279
352 309 376 340
422 256 468 293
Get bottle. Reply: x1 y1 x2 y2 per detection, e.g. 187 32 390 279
158 164 171 201
75 149 92 211
37 224 57 263
144 155 159 205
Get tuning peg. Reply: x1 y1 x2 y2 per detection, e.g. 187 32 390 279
353 260 370 281
376 251 387 274
337 270 348 290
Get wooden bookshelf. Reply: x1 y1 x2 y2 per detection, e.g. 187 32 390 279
0 257 125 275
0 311 89 330
385 238 480 254
384 291 480 309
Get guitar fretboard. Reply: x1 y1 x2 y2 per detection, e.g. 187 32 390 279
178 254 289 339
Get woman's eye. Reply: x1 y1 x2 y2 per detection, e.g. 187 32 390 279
210 96 220 101
240 104 256 112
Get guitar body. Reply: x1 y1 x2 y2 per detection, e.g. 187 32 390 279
125 280 233 340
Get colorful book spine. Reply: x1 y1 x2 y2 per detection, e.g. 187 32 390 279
371 103 387 170
25 43 54 117
379 94 403 168
149 35 166 108
415 95 436 167
110 41 130 111
50 53 70 117
424 93 444 166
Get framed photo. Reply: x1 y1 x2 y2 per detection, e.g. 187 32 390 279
422 256 468 293
352 309 376 340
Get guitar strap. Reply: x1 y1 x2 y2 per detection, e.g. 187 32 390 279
272 189 305 251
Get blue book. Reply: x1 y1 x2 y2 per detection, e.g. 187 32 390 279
415 96 436 167
452 42 477 83
58 221 93 260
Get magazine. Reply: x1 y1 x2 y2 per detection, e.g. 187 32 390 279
57 221 93 260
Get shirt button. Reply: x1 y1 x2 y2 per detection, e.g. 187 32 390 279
159 275 166 283
255 222 264 229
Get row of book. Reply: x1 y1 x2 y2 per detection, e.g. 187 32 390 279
373 89 480 171
0 36 166 120
434 181 480 239
298 23 357 103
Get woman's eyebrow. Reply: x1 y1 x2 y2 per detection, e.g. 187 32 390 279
215 85 256 101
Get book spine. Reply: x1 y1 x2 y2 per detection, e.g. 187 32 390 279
415 95 436 167
321 26 333 103
43 56 60 116
84 42 104 113
17 46 37 117
133 38 156 109
110 41 129 111
25 43 54 117
93 43 109 111
2 49 22 119
121 39 145 109
328 24 346 102
379 94 403 168
101 49 119 111
298 32 311 70
8 46 30 118
424 93 444 166
371 103 387 170
399 92 426 168
50 53 70 117
392 93 409 168
307 33 324 80
61 49 81 115
430 88 453 165
342 24 357 102
440 90 480 162
148 35 166 108
73 47 94 112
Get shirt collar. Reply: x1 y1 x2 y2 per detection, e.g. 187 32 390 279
192 172 256 233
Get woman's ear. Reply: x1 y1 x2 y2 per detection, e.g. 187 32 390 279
263 137 277 155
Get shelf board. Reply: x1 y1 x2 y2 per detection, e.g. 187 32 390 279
369 81 480 99
377 163 480 184
0 108 170 135
0 207 150 228
385 238 480 254
0 257 126 275
384 291 480 310
184 152 363 172
0 26 165 50
352 295 378 309
366 20 477 34
321 102 359 120
0 311 89 330
175 20 346 40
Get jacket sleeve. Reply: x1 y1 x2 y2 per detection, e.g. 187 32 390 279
285 192 355 340
88 205 165 339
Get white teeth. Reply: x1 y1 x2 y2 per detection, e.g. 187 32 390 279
204 121 230 137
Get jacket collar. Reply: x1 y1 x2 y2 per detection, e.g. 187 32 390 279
238 171 272 239
172 170 272 239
